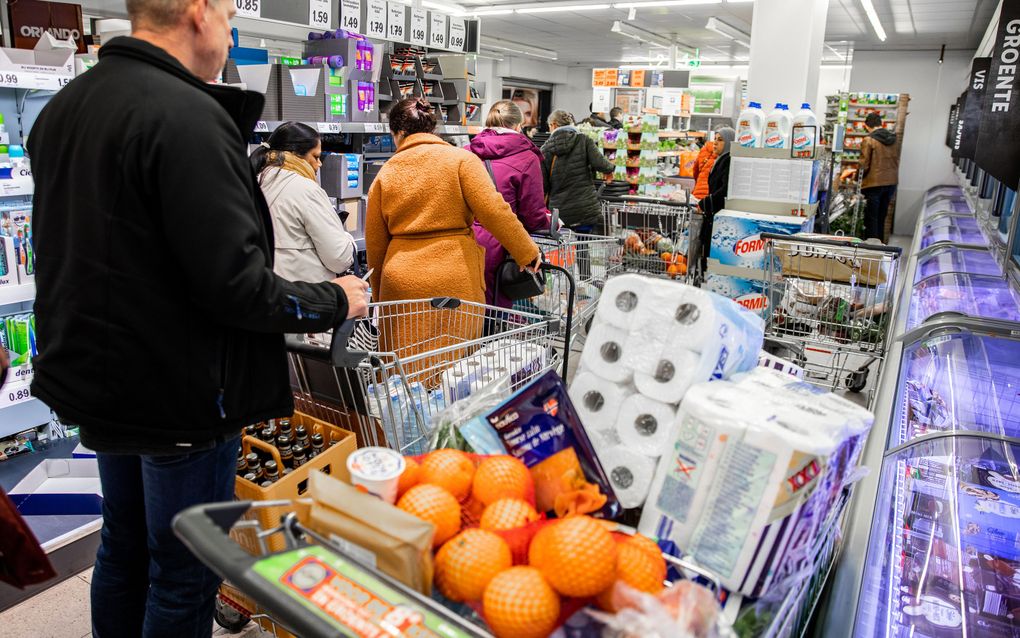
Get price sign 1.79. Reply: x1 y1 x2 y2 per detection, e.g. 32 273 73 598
234 0 260 19
366 0 387 38
388 3 407 42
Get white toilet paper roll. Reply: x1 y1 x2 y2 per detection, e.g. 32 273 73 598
569 372 629 433
633 347 702 404
598 446 655 509
581 323 633 383
596 274 648 329
615 394 676 458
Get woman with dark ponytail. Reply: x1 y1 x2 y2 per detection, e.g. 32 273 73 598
254 121 356 282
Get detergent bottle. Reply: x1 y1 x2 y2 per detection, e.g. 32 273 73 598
736 101 765 148
763 103 792 149
791 103 819 152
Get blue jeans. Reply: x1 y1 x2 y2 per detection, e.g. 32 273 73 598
91 436 240 638
863 184 897 240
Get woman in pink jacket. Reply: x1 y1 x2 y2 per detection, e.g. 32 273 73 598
467 100 551 307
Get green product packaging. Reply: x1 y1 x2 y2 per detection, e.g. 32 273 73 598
5 314 30 366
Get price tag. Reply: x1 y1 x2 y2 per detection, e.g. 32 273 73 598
387 2 407 43
429 13 448 49
317 122 343 134
309 0 331 28
366 122 387 133
448 19 465 52
366 0 387 38
446 125 466 134
409 8 428 46
0 71 71 90
340 0 361 32
1 380 32 409
254 121 270 133
234 0 261 19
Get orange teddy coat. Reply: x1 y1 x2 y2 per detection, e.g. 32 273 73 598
366 133 541 372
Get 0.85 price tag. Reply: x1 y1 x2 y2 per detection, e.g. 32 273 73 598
309 0 331 28
234 0 260 19
409 8 428 46
366 0 387 38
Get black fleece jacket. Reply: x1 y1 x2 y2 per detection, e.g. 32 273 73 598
28 38 349 453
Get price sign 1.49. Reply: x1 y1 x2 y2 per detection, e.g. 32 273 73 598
430 13 448 49
234 0 260 19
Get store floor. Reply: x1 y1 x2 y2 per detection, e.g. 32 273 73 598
0 567 271 637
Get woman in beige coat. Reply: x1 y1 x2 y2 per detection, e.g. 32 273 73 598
253 122 356 282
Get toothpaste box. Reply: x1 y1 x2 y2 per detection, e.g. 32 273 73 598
709 209 814 271
703 272 770 315
0 235 15 288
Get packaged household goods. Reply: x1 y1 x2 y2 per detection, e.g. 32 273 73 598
762 103 792 149
709 210 814 271
736 102 765 148
791 103 818 152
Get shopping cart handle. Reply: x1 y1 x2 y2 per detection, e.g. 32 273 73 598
172 501 257 581
329 319 369 367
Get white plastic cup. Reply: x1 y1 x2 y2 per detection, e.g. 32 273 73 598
346 446 405 503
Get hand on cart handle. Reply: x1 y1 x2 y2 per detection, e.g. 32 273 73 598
333 275 370 319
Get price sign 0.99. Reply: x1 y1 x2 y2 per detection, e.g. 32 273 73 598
448 19 466 51
309 0 331 28
387 2 407 43
429 13 448 49
409 8 428 46
366 0 387 38
234 0 260 19
340 0 361 32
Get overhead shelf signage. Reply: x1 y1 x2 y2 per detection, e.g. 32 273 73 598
387 2 407 43
448 19 466 52
409 7 428 46
234 0 261 19
340 0 362 32
430 12 448 49
309 0 331 28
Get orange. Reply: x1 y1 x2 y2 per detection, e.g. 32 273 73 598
482 567 560 638
472 456 533 506
595 536 667 611
397 457 420 498
396 484 461 547
661 252 673 262
435 529 512 602
528 516 617 598
419 449 475 501
480 498 540 532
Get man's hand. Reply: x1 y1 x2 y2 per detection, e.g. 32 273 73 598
333 275 370 319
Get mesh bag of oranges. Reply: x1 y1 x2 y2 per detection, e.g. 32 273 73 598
394 448 687 638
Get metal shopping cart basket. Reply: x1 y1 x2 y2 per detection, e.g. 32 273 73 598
600 196 703 284
287 293 564 457
760 233 902 406
175 499 725 638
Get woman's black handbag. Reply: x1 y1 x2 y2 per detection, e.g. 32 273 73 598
483 158 546 301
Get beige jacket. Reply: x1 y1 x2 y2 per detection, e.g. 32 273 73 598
260 166 356 283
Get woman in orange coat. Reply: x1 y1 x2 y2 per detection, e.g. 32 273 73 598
691 142 717 200
366 98 541 373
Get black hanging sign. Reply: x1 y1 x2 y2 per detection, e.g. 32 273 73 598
952 92 967 158
946 101 960 148
956 57 990 159
975 0 1020 187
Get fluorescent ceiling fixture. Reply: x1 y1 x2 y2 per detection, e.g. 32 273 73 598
705 16 750 44
421 0 469 14
470 7 515 14
516 2 611 12
613 0 721 8
611 20 672 48
723 0 754 3
480 36 558 59
859 0 887 41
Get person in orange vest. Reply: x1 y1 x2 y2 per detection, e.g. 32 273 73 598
691 141 716 201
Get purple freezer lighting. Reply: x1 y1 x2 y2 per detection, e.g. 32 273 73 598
907 273 1020 329
920 216 988 250
915 246 1002 282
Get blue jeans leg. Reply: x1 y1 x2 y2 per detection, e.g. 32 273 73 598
90 436 240 638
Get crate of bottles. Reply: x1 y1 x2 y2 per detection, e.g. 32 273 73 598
232 410 356 555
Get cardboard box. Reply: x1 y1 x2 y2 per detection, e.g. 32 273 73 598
709 209 813 271
774 233 889 286
72 443 96 459
0 33 74 90
703 270 771 314
8 459 103 516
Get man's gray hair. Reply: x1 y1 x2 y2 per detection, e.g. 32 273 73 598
126 0 216 26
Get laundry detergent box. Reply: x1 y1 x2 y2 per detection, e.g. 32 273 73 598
709 209 814 270
703 271 770 315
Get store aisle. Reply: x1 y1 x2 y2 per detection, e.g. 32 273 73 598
0 567 271 638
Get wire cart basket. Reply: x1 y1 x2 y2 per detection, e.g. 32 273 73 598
759 233 903 406
600 196 703 284
175 499 725 638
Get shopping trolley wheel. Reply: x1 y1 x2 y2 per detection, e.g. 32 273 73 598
845 370 868 394
214 598 250 633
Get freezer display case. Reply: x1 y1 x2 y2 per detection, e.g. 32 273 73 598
920 214 988 250
908 273 1020 330
853 436 1020 638
915 245 1001 282
921 199 973 221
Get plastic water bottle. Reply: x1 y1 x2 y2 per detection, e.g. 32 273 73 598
791 103 819 152
763 103 793 149
736 102 765 148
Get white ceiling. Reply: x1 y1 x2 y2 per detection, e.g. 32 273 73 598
474 0 997 65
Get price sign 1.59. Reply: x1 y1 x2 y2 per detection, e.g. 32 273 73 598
234 0 260 19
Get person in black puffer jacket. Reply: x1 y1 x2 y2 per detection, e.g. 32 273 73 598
542 110 616 232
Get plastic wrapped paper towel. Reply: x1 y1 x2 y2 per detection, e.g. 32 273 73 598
637 368 873 597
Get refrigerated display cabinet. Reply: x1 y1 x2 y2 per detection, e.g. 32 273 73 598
908 272 1020 329
920 214 988 250
920 200 973 222
915 245 1002 282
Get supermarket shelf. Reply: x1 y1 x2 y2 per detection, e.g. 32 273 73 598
847 103 897 108
0 395 49 439
0 282 35 306
659 130 705 138
253 121 477 136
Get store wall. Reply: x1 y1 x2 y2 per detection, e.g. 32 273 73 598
849 49 973 234
555 66 596 121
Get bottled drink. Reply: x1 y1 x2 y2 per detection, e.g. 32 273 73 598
279 419 293 440
260 426 275 443
282 467 293 478
244 424 257 438
236 455 248 476
310 433 325 458
246 453 264 481
295 425 310 450
243 472 257 483
265 460 281 483
293 445 308 468
260 480 273 489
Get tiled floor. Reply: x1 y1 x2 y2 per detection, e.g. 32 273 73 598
0 568 270 638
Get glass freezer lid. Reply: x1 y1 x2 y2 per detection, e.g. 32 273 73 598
915 245 1002 282
894 329 1020 444
907 273 1020 330
854 437 1020 638
920 216 988 251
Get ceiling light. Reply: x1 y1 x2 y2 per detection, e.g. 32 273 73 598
481 36 558 59
517 2 611 12
705 16 750 46
859 0 887 41
613 0 721 7
421 0 468 14
470 7 515 14
611 20 672 48
723 0 754 3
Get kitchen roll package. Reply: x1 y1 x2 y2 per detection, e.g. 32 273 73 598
637 368 873 597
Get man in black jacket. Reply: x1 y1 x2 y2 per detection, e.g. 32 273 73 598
27 0 367 635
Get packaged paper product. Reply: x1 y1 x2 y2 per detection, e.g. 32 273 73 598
598 445 655 509
703 271 770 314
581 323 633 383
568 371 627 436
614 394 675 458
709 209 814 271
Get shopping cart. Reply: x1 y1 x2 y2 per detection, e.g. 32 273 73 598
175 499 725 638
759 233 902 405
286 294 563 456
600 196 703 284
